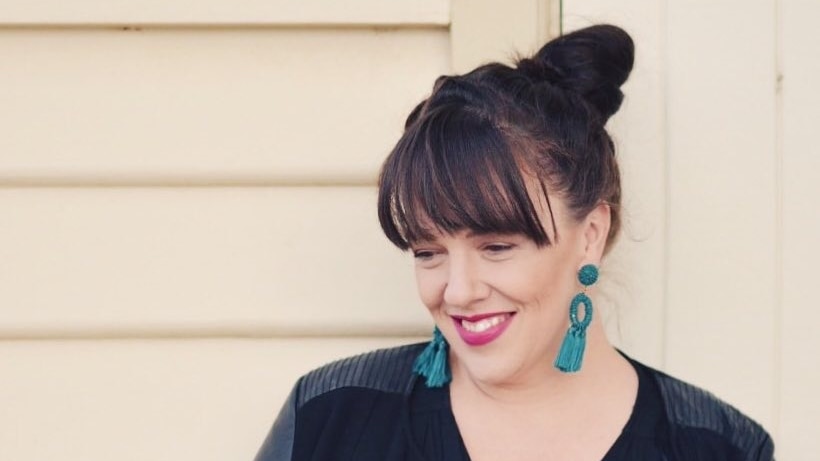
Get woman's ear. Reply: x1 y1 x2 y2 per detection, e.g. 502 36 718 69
582 203 611 264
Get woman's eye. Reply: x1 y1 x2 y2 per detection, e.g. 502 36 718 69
413 250 437 261
483 243 515 254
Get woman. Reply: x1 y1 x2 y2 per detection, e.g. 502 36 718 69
255 25 774 460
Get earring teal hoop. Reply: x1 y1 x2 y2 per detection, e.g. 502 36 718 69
554 264 598 373
413 326 451 387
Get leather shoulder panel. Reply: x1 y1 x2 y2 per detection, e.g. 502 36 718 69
653 370 774 459
297 342 425 408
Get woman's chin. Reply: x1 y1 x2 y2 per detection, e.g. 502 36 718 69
452 353 523 386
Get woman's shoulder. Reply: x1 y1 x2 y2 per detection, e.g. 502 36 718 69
632 358 775 460
292 342 425 408
254 343 426 461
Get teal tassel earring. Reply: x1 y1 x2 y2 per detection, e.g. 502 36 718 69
554 264 598 373
413 326 451 387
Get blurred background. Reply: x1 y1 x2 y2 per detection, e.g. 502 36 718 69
0 0 816 459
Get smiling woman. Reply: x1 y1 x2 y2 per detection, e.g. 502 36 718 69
254 24 774 461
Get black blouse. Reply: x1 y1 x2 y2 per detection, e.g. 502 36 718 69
255 343 775 461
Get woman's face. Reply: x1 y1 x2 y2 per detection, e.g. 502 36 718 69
410 194 607 386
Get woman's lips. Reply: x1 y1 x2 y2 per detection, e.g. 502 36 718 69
452 312 514 346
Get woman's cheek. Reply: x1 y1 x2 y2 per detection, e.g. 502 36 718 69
414 269 445 312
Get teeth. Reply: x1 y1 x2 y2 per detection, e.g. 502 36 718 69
461 315 506 333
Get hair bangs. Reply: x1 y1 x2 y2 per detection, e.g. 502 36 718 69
378 105 552 250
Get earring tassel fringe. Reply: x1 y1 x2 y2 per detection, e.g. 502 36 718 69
554 327 586 373
413 327 451 387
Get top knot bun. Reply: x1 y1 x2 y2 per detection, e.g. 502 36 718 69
517 24 634 122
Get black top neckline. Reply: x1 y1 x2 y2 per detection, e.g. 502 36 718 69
405 353 666 460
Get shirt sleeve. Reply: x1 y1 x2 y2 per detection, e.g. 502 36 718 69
752 433 775 461
254 379 300 461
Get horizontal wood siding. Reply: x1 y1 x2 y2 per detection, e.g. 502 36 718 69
0 0 450 25
0 28 448 184
0 187 427 336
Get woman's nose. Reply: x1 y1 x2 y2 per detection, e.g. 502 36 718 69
442 257 489 307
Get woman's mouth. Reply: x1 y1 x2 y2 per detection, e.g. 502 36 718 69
452 312 514 346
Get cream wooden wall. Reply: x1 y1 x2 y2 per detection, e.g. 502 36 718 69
0 1 554 460
0 2 448 460
1 0 817 459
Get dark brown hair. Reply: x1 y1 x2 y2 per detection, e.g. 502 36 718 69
378 25 634 251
